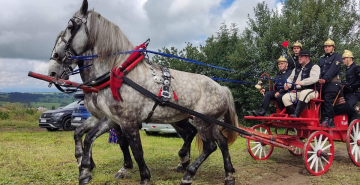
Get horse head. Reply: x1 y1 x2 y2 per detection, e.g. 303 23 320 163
50 0 134 77
52 0 90 66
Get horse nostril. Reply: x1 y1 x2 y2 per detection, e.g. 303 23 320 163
50 72 56 77
53 53 59 59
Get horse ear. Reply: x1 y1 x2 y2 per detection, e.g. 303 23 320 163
80 0 88 15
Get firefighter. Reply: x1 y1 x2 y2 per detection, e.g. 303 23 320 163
282 50 320 117
342 50 360 108
318 38 343 127
334 90 358 124
287 40 302 70
252 56 292 116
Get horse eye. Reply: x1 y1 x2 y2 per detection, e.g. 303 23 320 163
67 24 73 29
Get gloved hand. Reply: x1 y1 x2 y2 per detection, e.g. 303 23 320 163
318 79 326 84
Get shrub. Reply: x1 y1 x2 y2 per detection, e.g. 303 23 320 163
1 103 41 121
0 111 9 120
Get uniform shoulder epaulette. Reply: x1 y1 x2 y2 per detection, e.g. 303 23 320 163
320 55 325 58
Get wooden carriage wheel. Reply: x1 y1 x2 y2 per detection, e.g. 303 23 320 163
303 131 334 176
247 125 274 160
346 119 360 166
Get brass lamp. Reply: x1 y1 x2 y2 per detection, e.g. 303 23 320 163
255 80 263 90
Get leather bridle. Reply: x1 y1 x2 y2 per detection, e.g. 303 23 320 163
59 11 90 63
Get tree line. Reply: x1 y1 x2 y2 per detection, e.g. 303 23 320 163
0 92 75 105
152 0 360 123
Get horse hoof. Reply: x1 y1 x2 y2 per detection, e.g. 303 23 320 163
114 167 129 179
79 175 92 185
140 179 151 185
224 178 235 185
114 172 125 179
180 179 192 185
176 166 185 172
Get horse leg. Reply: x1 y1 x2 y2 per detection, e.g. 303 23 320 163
79 117 114 184
113 125 133 179
121 121 151 185
74 116 99 169
180 119 217 185
213 127 236 185
171 119 197 172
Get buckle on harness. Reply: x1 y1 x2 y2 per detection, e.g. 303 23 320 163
66 50 73 59
163 71 170 77
161 90 171 99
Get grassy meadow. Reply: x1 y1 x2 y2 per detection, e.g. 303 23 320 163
0 105 360 184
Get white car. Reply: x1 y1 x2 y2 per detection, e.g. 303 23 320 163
141 123 177 135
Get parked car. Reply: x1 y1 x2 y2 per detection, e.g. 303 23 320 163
141 123 177 135
39 101 80 131
71 101 91 128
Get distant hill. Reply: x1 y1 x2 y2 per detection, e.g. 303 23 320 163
0 92 77 110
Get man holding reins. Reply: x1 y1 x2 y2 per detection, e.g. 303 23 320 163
252 56 292 116
283 50 320 118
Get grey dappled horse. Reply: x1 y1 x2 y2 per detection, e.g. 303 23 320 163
49 53 197 178
50 0 239 184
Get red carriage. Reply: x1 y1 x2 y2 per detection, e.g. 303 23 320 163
243 78 360 176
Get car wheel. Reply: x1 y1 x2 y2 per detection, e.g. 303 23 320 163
62 117 74 131
46 128 59 132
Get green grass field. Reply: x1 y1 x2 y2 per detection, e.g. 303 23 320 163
1 120 360 185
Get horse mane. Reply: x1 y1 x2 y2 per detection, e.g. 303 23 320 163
87 10 134 68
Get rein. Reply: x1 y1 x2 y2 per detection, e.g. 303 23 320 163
70 49 293 85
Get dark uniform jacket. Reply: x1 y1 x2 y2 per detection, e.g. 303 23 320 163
318 52 343 92
287 55 299 70
344 63 360 95
273 68 292 94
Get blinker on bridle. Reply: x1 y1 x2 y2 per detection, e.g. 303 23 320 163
60 11 90 63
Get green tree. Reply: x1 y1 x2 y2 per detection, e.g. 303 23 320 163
153 0 360 125
51 105 55 110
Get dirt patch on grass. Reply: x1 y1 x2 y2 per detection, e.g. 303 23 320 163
236 144 355 185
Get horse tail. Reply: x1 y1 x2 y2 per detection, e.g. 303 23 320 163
222 86 239 145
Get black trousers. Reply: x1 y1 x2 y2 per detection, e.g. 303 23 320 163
334 102 358 123
322 83 341 118
322 92 337 118
345 92 360 108
261 91 285 111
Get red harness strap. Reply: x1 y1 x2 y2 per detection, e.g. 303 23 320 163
110 41 148 101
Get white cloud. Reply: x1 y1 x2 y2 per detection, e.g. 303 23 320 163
274 2 284 14
0 0 278 92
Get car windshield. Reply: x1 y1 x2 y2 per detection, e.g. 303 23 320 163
63 101 82 109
